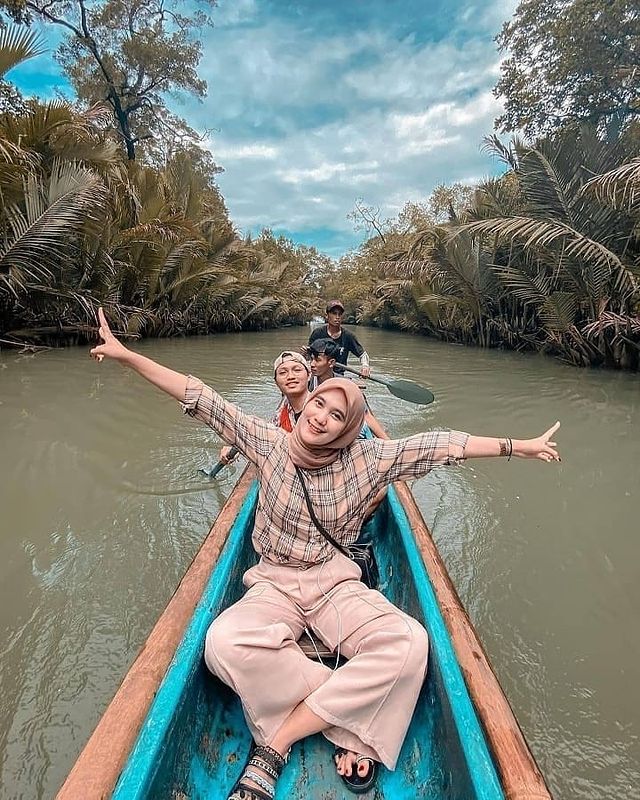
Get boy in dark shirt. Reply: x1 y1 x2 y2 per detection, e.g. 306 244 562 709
306 300 371 377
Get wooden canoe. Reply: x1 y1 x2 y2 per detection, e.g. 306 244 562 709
58 437 552 799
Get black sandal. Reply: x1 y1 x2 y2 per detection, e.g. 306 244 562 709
334 746 379 794
228 744 287 800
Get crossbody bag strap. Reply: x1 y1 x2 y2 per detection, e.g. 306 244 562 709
294 464 349 557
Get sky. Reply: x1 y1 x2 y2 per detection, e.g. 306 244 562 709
7 0 519 258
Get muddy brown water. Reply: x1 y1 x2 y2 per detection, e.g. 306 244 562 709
0 327 638 799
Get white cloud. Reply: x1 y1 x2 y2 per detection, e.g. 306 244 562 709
277 160 379 185
392 92 501 139
212 0 258 27
193 2 514 253
212 142 280 160
278 162 351 184
343 37 498 106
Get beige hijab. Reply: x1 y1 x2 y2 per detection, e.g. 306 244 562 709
288 378 365 469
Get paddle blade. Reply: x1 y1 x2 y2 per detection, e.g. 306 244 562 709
387 379 434 405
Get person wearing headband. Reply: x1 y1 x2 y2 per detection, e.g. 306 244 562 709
90 308 561 799
271 351 312 431
219 351 311 464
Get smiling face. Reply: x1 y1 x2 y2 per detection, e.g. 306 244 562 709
297 388 347 447
274 361 309 400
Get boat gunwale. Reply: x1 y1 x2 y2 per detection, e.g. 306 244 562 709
55 467 256 800
366 416 552 800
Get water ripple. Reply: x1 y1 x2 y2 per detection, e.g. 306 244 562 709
0 330 638 799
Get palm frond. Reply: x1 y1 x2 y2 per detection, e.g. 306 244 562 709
458 217 623 273
582 312 640 342
538 292 577 332
582 158 640 213
0 27 46 78
492 263 553 306
481 134 518 170
514 145 573 223
0 161 108 292
241 296 280 321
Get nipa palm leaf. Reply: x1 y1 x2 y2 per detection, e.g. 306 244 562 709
458 216 623 274
0 27 46 78
0 161 108 293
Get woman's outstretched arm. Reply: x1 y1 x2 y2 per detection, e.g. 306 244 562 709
465 422 561 463
374 422 562 485
90 308 187 401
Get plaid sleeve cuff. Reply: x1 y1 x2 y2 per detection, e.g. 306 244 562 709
448 430 470 463
181 374 204 415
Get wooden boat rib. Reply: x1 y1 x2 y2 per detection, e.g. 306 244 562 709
57 424 552 800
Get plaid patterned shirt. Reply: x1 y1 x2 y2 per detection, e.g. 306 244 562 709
183 376 469 566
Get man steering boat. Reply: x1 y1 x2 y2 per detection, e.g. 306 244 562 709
305 300 371 378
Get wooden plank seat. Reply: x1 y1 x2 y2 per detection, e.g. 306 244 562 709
297 631 335 661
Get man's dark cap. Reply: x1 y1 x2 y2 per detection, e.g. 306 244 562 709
325 299 345 313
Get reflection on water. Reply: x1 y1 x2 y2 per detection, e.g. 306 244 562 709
0 328 638 799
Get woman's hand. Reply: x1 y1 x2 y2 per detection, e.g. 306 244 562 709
514 421 561 462
89 307 187 399
90 308 130 363
465 422 562 462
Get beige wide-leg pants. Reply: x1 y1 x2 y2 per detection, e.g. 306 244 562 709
204 553 429 770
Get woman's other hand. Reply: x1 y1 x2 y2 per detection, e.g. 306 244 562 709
90 308 130 363
465 422 562 462
514 421 561 462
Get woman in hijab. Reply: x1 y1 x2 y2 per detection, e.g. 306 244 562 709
90 309 561 799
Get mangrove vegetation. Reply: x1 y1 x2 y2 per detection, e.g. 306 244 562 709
322 1 640 370
0 6 322 346
1 0 639 370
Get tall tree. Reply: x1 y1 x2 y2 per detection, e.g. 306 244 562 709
2 0 216 160
494 0 640 139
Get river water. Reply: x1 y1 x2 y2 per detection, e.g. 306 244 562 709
0 327 638 799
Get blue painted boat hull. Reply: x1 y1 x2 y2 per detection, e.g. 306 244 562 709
111 481 505 799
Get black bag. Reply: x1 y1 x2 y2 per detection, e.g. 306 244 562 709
294 465 379 590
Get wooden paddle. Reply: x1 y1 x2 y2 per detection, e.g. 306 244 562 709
339 364 435 405
199 446 239 479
